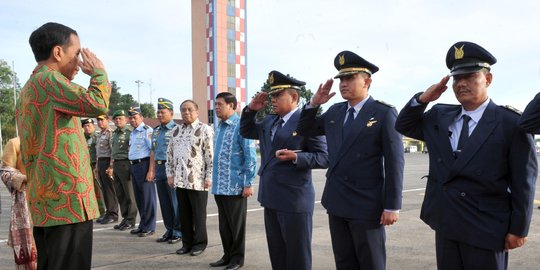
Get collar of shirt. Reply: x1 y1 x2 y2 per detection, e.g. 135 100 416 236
162 120 176 130
458 98 490 124
280 107 298 125
219 113 239 126
183 118 200 128
347 95 370 117
115 126 130 133
135 122 147 131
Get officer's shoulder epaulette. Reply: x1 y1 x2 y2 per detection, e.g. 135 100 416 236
143 125 150 129
154 124 160 129
375 100 394 108
500 105 522 115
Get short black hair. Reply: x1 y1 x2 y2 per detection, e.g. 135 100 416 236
180 99 199 110
29 22 78 62
216 92 238 110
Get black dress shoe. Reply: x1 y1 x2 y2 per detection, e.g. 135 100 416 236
118 223 135 231
156 235 170 243
225 263 242 270
190 249 205 256
176 247 191 255
113 220 126 230
209 258 229 267
130 228 143 234
99 217 118 224
96 215 105 223
168 235 181 244
138 230 155 237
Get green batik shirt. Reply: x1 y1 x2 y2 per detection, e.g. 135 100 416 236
16 65 111 227
111 126 131 160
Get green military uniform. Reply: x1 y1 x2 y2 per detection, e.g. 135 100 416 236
82 121 106 218
16 65 110 227
110 110 138 229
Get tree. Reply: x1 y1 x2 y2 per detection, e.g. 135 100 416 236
0 59 19 146
254 77 316 121
140 103 156 118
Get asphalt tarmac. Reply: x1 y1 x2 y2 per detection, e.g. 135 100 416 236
1 153 539 269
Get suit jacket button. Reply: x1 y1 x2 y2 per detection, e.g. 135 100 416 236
460 192 466 197
437 158 442 163
442 187 447 191
475 170 482 175
344 176 348 180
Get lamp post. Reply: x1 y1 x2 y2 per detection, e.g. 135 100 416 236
135 80 144 106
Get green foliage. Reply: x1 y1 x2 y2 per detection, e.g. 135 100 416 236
0 60 19 145
108 81 137 114
140 103 156 118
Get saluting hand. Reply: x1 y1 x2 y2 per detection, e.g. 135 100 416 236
417 76 450 103
311 79 335 107
249 92 269 111
79 48 105 75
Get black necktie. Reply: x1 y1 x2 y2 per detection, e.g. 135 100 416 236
343 108 355 139
272 118 284 142
456 115 471 154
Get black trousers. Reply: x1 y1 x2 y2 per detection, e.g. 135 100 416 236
97 158 119 218
215 195 247 265
328 214 386 270
435 232 508 270
113 160 137 224
176 188 208 251
34 220 93 270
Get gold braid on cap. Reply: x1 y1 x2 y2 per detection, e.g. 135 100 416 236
338 67 372 75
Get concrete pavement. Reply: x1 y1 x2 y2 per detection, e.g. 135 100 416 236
1 153 540 269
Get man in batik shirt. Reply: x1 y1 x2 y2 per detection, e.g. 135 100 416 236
16 22 110 270
167 100 213 257
210 92 257 270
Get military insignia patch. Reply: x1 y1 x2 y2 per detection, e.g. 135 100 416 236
268 73 274 84
339 54 345 66
454 45 465 60
367 120 378 127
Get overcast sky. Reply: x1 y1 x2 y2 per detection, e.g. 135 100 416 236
1 0 540 112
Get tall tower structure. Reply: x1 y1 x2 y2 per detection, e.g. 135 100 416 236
192 0 247 124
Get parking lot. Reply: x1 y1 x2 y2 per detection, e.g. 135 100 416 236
1 153 540 269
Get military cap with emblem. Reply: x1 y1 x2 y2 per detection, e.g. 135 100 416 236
81 118 94 125
266 70 306 95
334 50 379 78
128 105 142 116
446 41 497 76
113 109 127 118
96 114 108 120
157 97 174 110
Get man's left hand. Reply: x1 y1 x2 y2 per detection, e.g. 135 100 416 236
505 233 527 250
380 211 399 226
242 186 254 198
146 170 155 182
204 179 212 189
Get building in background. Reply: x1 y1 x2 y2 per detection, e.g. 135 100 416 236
192 0 247 124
